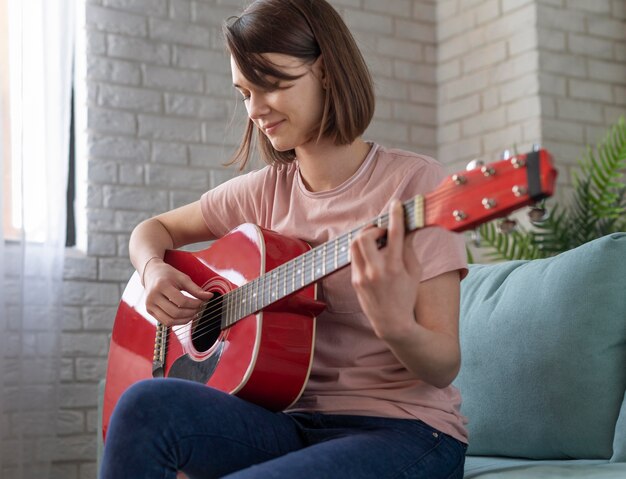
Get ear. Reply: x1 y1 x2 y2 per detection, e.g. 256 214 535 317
312 55 327 88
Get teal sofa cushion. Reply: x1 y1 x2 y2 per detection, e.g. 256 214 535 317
455 233 626 460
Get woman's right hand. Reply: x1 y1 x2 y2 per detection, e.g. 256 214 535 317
142 258 214 327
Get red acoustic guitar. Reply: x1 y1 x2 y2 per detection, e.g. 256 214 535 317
102 149 557 440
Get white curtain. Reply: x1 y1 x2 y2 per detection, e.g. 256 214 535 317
1 0 74 477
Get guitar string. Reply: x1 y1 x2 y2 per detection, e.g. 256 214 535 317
156 161 528 352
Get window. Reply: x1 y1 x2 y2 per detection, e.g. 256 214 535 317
1 0 16 239
1 0 75 245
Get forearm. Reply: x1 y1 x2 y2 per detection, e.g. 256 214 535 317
381 319 461 389
129 218 174 276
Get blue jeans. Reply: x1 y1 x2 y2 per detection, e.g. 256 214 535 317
100 378 466 479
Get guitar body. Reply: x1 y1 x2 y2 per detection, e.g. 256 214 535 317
102 224 324 440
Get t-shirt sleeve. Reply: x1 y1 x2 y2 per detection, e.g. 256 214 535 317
405 160 468 282
200 167 272 238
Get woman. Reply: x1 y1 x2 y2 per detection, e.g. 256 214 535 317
100 1 468 477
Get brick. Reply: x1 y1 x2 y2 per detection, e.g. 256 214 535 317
88 160 117 183
193 4 239 26
475 0 500 25
587 59 626 83
84 306 120 330
76 357 109 381
363 0 411 17
462 41 506 73
506 96 541 123
169 0 192 21
569 34 615 60
63 255 98 281
538 72 567 96
103 0 167 17
439 94 480 123
413 2 436 22
587 16 625 41
108 35 170 66
462 107 507 136
377 37 423 62
536 5 585 32
103 184 169 210
99 257 135 281
87 208 116 232
543 118 585 142
365 120 410 143
173 46 229 72
152 141 188 164
392 103 437 125
570 79 614 103
62 281 120 307
87 57 141 85
86 30 106 56
138 115 202 142
87 5 147 36
343 9 393 35
119 163 144 185
567 0 611 14
500 74 539 104
150 18 211 47
440 70 490 102
57 410 85 435
88 107 136 134
98 84 162 113
89 233 120 256
438 137 482 165
408 84 437 105
394 19 436 43
438 9 474 42
146 164 210 189
143 65 204 93
374 77 410 101
88 136 150 161
538 51 586 78
189 144 232 167
165 93 227 119
536 29 566 52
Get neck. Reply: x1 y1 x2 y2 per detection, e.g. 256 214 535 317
295 138 371 192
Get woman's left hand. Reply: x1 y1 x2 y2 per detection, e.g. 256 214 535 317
350 199 421 340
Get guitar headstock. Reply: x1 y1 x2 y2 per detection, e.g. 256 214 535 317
425 149 558 232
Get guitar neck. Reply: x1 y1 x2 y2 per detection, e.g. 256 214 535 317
220 148 558 328
221 196 425 327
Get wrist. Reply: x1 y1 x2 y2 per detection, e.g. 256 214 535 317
141 256 163 286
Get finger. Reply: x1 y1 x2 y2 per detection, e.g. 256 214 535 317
387 199 405 260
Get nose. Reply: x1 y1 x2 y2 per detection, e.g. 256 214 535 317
246 92 271 120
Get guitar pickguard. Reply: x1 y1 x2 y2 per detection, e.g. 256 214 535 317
167 340 225 383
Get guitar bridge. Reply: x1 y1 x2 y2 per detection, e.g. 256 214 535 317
152 323 167 377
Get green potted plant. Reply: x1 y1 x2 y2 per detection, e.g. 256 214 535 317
470 116 626 262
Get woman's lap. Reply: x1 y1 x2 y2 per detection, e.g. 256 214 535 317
100 378 466 479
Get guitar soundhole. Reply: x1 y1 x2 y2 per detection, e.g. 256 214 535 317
191 292 223 353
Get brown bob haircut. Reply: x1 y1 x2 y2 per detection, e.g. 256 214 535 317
223 0 375 169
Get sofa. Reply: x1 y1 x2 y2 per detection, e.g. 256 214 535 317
455 232 626 478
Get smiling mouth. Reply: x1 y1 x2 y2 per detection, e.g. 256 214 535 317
263 121 284 134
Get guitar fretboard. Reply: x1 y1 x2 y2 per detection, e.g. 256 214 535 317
220 195 425 328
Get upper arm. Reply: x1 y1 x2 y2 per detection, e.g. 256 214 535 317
414 270 461 340
153 200 216 249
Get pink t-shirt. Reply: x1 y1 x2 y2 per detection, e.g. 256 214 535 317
200 143 469 443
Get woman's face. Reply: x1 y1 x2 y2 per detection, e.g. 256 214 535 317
231 53 326 152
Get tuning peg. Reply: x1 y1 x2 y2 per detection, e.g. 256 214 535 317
498 218 517 234
532 143 541 152
466 159 484 171
528 204 549 223
501 149 512 160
